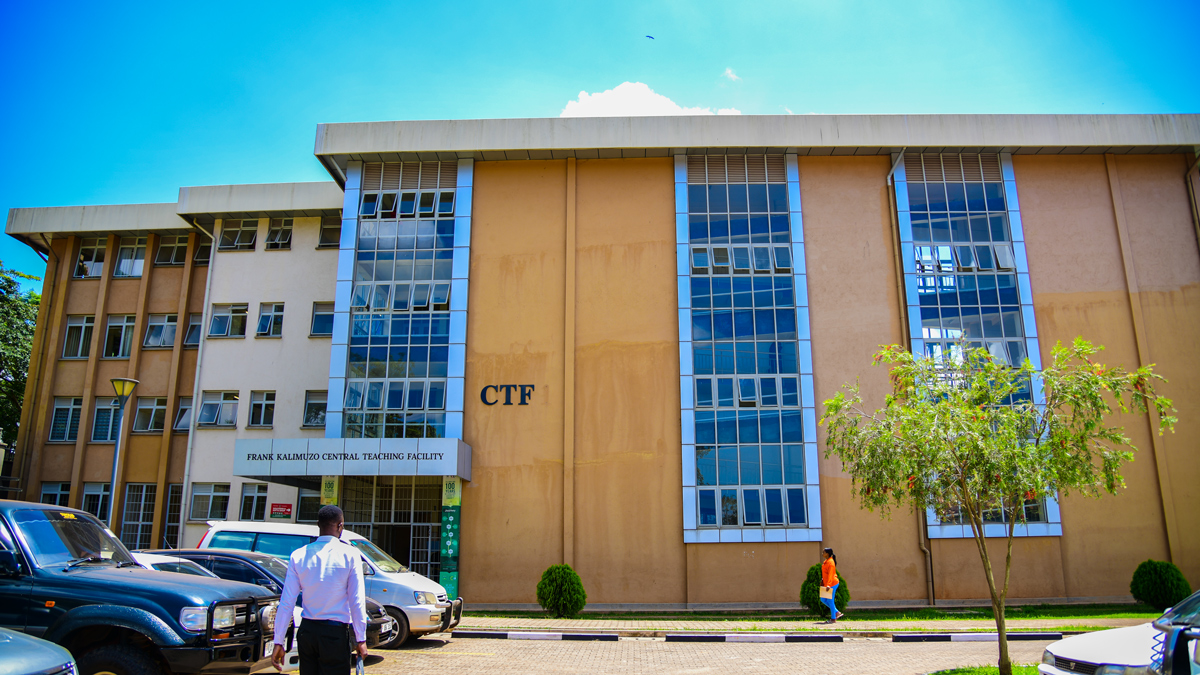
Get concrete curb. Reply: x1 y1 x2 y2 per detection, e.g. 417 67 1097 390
452 631 620 641
450 630 842 643
893 632 1062 642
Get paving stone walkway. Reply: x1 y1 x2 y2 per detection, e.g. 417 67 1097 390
454 614 1148 633
366 635 1055 674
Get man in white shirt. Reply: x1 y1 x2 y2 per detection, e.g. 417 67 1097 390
272 505 368 674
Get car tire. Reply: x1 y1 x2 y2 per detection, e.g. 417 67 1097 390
78 643 164 675
380 607 411 649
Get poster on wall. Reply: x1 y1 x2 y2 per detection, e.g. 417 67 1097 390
321 476 340 505
270 504 292 519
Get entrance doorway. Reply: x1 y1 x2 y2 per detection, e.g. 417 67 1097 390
341 476 442 578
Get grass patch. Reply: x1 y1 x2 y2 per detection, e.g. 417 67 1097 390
461 603 1156 624
931 662 1036 667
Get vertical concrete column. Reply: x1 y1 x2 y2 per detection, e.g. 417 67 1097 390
18 235 75 500
562 157 577 567
327 161 362 438
1104 153 1180 563
69 234 118 509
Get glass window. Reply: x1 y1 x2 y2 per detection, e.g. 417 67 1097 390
91 398 120 442
218 219 257 251
155 234 189 265
75 238 106 278
183 314 203 346
62 316 95 359
82 483 111 521
120 483 156 550
40 482 71 507
297 489 321 522
49 397 83 442
303 391 327 428
113 237 147 277
240 483 268 521
174 397 193 431
310 302 334 336
207 531 255 550
248 391 275 427
318 216 342 248
256 303 284 337
209 304 248 338
194 239 212 265
190 483 230 520
132 397 168 432
103 315 137 358
265 218 292 250
143 314 178 348
254 533 312 557
198 391 238 427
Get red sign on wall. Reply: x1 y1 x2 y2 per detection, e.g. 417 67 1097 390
270 503 293 519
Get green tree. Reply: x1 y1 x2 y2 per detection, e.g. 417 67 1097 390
821 339 1174 675
0 261 40 448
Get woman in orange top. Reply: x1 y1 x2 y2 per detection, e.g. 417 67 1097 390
820 548 843 623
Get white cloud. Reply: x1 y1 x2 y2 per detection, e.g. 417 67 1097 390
784 107 794 115
722 68 741 82
560 82 741 117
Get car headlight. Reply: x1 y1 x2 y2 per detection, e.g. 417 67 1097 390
180 607 209 632
213 605 236 630
413 591 438 605
1041 650 1055 665
260 602 278 633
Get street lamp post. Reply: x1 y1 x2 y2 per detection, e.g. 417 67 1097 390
107 378 138 532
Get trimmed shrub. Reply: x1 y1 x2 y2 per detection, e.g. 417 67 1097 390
800 563 850 615
1130 559 1192 611
536 564 588 618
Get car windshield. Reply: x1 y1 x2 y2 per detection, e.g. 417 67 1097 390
154 560 217 577
1162 590 1200 626
349 539 408 574
254 555 290 581
13 509 135 567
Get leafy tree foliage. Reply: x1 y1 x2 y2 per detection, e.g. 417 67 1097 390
821 339 1174 675
0 262 40 447
536 564 587 618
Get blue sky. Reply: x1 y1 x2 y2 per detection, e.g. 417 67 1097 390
2 0 1197 290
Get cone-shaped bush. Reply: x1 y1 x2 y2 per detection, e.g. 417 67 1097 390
800 563 850 615
1130 559 1192 611
536 564 587 618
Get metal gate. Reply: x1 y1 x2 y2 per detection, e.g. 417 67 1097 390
341 475 442 578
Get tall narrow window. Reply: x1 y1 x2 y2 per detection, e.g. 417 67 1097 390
303 391 327 428
82 483 111 521
132 397 168 432
120 483 156 550
240 484 269 521
92 397 121 442
198 391 239 427
194 238 212 264
75 238 106 278
103 315 137 358
249 391 275 427
62 316 95 358
143 314 178 348
265 218 293 250
155 235 189 265
256 303 284 337
318 216 341 249
49 398 83 442
310 302 334 336
218 219 257 251
209 304 248 338
113 237 147 277
183 314 203 346
174 397 193 431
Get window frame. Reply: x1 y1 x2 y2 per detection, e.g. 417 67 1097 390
112 236 147 278
174 397 193 431
240 483 269 521
132 397 169 433
189 483 230 521
91 397 121 442
102 315 137 358
143 314 178 349
317 216 341 249
302 391 327 429
40 482 71 507
183 314 203 347
264 218 293 251
248 391 276 428
255 303 284 338
208 304 249 338
74 238 106 278
82 482 112 521
49 397 83 442
310 302 334 337
62 315 95 359
154 234 190 266
197 391 239 428
217 219 258 251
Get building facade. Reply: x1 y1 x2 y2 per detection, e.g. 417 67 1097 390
7 114 1200 607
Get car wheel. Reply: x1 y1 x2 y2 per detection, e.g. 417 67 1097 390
380 607 411 649
78 644 164 675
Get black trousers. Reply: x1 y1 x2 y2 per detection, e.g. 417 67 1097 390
296 619 353 675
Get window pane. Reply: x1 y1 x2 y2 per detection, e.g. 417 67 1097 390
695 446 716 486
786 488 807 524
742 489 762 524
764 489 784 525
698 490 716 525
720 489 739 525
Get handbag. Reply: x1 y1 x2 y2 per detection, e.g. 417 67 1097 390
819 586 834 600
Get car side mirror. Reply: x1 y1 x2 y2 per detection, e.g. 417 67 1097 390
0 550 22 577
255 578 280 591
362 561 375 576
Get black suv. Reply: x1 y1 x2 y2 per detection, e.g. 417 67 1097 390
0 500 279 675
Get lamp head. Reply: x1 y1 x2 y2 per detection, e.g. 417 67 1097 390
110 378 139 401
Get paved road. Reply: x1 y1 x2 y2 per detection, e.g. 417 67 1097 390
366 636 1053 674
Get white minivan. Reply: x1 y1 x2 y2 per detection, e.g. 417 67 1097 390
197 520 463 646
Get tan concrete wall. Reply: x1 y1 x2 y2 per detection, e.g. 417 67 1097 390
461 160 568 602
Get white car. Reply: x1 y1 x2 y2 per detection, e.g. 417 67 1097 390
197 520 463 646
132 551 219 578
